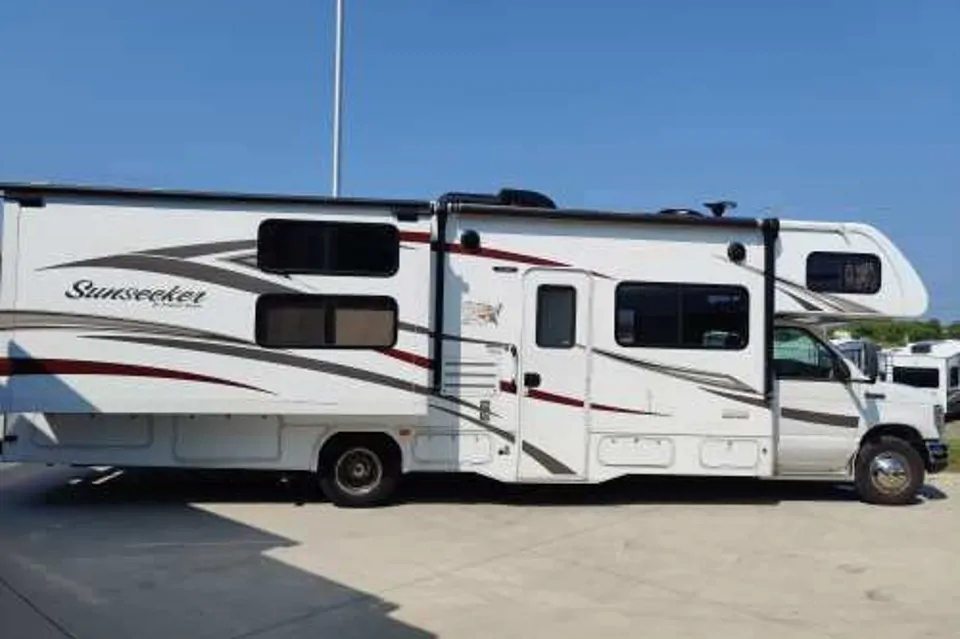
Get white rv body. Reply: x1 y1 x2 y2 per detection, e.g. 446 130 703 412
882 341 960 418
0 184 948 504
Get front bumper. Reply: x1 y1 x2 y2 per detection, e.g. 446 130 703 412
925 439 950 473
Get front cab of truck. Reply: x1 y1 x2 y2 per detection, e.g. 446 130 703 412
839 341 950 504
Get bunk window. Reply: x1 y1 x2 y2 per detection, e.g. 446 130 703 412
536 285 577 348
255 294 397 348
892 366 940 389
615 283 749 350
806 252 881 294
257 219 400 276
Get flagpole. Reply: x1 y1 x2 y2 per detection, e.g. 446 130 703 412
331 0 344 197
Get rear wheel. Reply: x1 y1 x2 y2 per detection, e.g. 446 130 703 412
318 436 400 508
854 435 924 506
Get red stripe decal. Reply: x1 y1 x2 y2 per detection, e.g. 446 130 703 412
501 380 653 415
0 358 266 393
447 244 567 267
398 231 567 267
592 402 658 416
527 388 584 408
399 230 432 243
380 349 432 370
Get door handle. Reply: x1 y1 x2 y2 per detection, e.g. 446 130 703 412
523 372 542 388
865 392 886 400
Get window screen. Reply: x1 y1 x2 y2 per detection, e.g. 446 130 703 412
256 294 397 348
949 367 958 388
615 283 749 349
892 366 940 389
257 219 399 276
806 252 881 294
536 285 577 348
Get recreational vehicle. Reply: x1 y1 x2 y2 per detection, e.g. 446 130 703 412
0 183 948 507
882 341 960 419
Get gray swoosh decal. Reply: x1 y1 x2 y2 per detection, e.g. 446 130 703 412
43 254 298 295
781 407 859 429
520 442 576 475
781 289 822 312
702 388 769 408
430 404 515 443
141 239 257 259
0 310 250 344
594 348 758 394
427 405 573 475
705 387 858 427
734 262 878 314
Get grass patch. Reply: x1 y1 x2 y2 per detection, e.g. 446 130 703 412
949 438 960 473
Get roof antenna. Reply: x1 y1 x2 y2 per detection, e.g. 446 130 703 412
704 200 737 218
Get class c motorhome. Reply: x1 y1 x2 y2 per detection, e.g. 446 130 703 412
0 183 948 506
881 341 960 420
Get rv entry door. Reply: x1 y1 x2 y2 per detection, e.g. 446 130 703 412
518 269 593 480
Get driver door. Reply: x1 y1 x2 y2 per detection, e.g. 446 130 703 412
774 326 864 474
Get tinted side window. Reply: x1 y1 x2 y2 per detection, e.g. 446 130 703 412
951 367 959 388
258 219 399 276
256 294 397 348
892 366 940 389
536 285 577 348
615 283 749 349
806 252 881 294
773 327 837 380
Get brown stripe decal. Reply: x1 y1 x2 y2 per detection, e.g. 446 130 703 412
0 357 266 392
702 387 768 408
781 407 859 429
704 388 858 428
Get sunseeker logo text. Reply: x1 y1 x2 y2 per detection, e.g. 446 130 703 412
65 279 207 308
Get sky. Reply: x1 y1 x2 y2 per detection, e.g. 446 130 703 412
0 0 957 320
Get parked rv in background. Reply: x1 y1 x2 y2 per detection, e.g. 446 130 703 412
0 182 949 507
881 341 960 419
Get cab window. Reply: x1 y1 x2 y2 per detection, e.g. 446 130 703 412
773 327 838 380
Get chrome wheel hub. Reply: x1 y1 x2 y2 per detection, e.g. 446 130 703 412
335 447 383 496
870 452 910 494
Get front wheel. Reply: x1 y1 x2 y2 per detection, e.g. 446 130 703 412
854 435 925 506
318 437 400 508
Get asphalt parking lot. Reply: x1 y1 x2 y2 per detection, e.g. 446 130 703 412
1 463 958 639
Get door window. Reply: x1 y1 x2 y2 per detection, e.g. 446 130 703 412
773 327 838 380
536 285 577 348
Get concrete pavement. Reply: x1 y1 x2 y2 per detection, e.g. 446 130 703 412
1 463 958 638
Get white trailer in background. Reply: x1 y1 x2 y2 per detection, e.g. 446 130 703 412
0 183 948 506
882 341 960 419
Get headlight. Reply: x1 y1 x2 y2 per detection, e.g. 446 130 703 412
934 405 945 434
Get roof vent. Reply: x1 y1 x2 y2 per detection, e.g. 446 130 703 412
911 342 933 354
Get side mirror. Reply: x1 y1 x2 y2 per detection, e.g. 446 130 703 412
861 340 880 383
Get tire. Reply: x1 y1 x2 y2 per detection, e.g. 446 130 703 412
318 436 400 508
854 435 925 506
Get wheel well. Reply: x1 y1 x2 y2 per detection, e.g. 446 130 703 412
861 424 927 464
317 432 402 472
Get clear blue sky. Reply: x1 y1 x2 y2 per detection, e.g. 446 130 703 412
1 0 957 320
